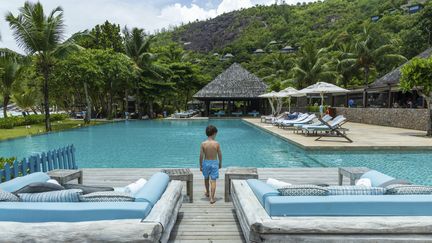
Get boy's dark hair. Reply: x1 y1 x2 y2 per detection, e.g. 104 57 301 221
206 125 218 137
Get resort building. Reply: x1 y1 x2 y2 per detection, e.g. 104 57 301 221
194 63 268 117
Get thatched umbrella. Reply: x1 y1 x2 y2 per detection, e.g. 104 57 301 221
259 91 278 115
276 87 305 113
299 82 348 115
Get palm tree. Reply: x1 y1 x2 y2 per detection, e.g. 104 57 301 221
123 27 167 118
343 26 407 106
6 2 65 131
13 89 39 115
288 42 336 88
0 49 23 118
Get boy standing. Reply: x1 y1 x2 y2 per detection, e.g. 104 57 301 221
200 125 222 204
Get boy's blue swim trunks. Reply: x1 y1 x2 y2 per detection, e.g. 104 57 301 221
202 160 219 180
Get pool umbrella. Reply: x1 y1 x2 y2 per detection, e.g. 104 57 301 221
259 91 278 115
299 82 349 115
275 87 305 113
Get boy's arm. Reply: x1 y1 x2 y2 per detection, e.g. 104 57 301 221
199 143 204 171
217 143 222 168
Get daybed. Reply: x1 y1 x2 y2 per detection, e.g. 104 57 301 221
231 170 432 242
0 172 183 242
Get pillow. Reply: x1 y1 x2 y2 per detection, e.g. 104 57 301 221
18 189 82 202
277 185 329 196
266 178 291 189
63 184 114 195
47 179 62 186
0 189 20 202
79 191 135 202
14 182 65 194
386 184 432 195
379 179 411 188
355 178 372 187
327 186 386 195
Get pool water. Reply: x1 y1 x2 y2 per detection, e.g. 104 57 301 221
0 119 431 185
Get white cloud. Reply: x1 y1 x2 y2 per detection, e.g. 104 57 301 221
158 3 217 24
217 0 253 14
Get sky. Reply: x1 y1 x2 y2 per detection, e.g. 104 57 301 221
0 0 316 53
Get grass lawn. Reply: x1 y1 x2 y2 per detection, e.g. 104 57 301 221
0 120 108 141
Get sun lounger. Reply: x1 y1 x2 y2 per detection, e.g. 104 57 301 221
231 170 432 242
214 110 225 117
303 115 352 142
293 114 332 133
280 114 316 128
0 172 183 242
262 112 289 124
276 113 308 127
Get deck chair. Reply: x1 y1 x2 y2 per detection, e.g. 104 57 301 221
303 115 352 143
293 114 332 133
276 113 308 127
280 114 316 128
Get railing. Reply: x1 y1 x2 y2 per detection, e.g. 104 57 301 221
0 145 77 182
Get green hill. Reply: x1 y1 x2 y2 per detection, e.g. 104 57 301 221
154 0 431 89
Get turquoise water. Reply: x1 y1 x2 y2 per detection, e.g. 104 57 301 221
0 119 431 185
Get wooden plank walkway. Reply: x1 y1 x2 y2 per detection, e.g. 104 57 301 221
81 168 350 243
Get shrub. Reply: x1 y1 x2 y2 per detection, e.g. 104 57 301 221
307 105 328 113
0 114 69 129
0 157 16 170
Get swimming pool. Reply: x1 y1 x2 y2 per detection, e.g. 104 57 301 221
0 119 431 185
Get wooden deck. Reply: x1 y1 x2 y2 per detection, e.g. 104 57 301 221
81 167 350 243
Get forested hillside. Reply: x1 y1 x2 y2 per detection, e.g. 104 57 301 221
155 0 431 90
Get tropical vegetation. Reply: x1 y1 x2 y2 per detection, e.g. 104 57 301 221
0 0 431 130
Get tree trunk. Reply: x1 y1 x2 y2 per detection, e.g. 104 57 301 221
43 69 51 131
135 83 142 119
83 82 91 124
148 100 154 119
184 91 190 111
426 98 432 137
362 67 370 108
3 95 9 118
123 89 128 118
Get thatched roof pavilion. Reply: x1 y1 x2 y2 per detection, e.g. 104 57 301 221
369 48 432 90
194 63 268 116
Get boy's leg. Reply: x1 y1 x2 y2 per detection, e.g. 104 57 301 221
210 179 216 204
204 179 210 197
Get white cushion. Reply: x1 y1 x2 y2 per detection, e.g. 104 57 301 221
356 178 372 187
266 178 292 189
47 179 61 186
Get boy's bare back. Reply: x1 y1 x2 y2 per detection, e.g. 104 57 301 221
201 140 220 161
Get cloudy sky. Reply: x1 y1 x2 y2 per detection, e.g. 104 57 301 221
0 0 315 53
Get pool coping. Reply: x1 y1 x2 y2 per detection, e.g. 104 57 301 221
241 119 432 151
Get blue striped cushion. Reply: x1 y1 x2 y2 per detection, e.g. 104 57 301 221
18 189 82 202
327 186 386 195
79 191 135 202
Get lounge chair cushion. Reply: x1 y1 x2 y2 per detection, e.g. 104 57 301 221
360 170 395 187
79 191 135 202
277 185 329 196
63 184 114 194
266 178 291 189
0 189 20 202
0 202 152 222
247 179 280 206
0 172 50 193
18 189 82 202
134 172 169 206
14 182 64 194
264 195 432 216
327 185 386 195
386 184 432 195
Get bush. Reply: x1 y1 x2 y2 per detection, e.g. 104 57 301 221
307 105 328 113
0 157 16 170
0 114 69 129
